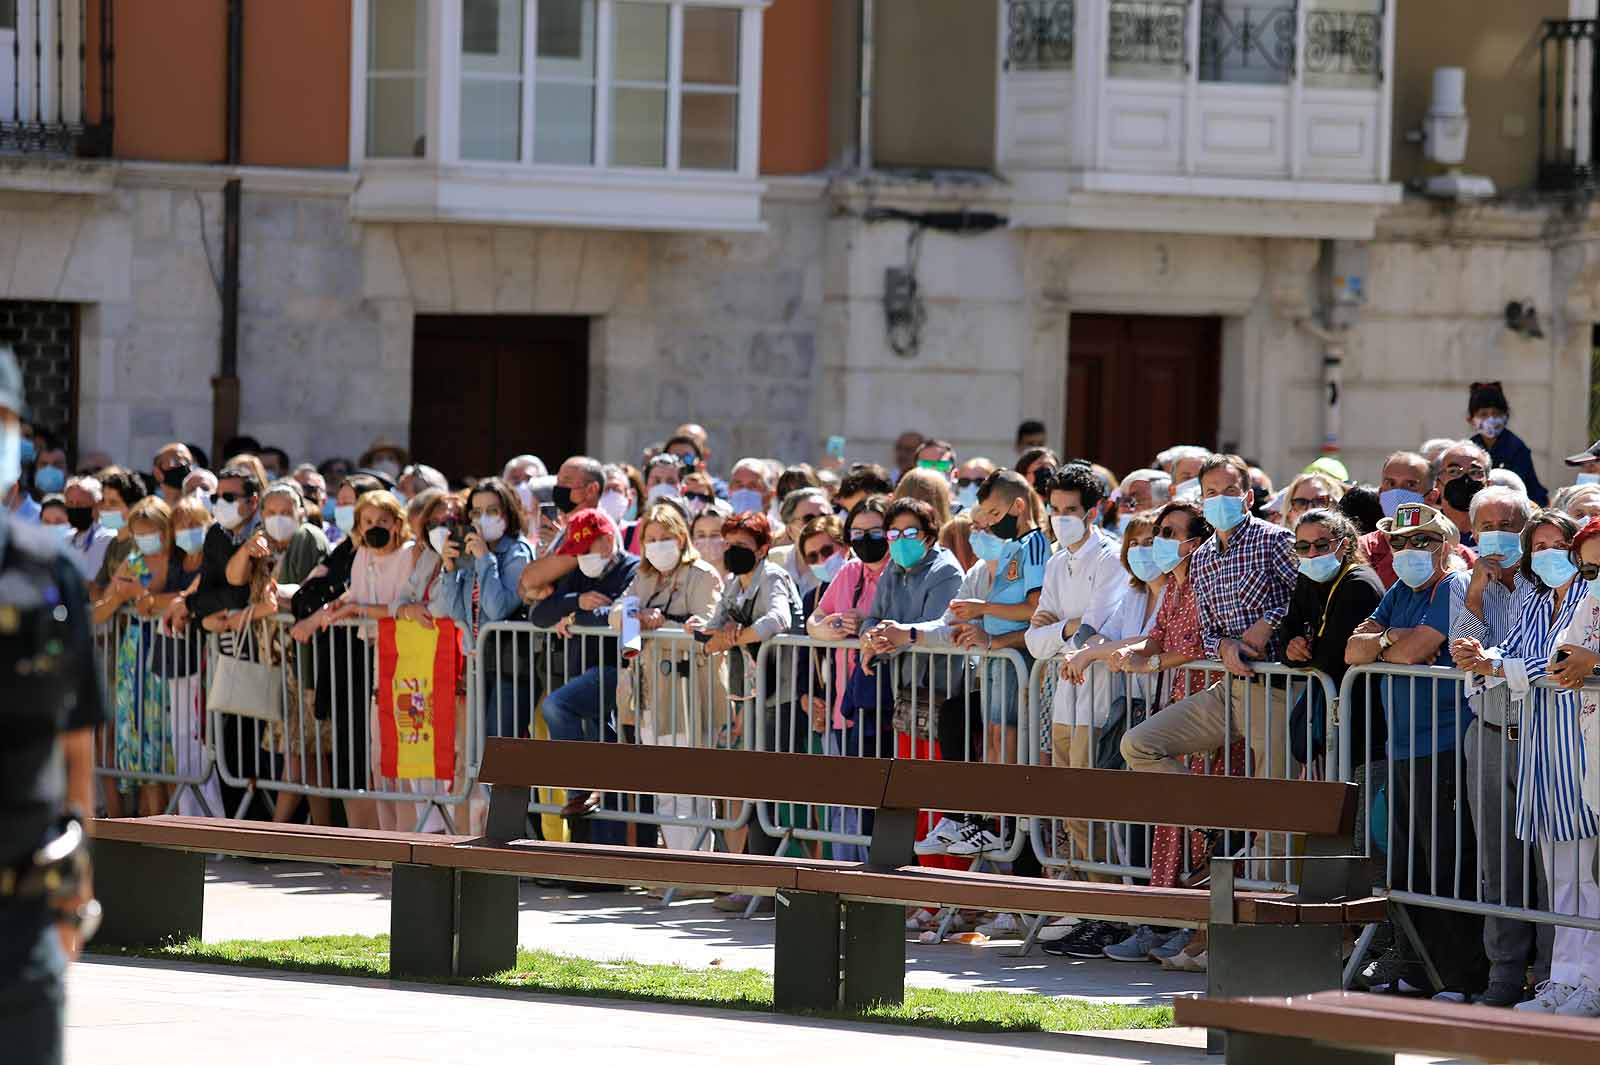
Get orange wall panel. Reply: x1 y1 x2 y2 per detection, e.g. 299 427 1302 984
242 0 351 168
114 0 227 163
760 0 831 175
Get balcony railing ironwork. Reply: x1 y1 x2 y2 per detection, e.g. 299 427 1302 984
1107 0 1188 70
1539 18 1600 192
1005 0 1076 71
0 0 114 158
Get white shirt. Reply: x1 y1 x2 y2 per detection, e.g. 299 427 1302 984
69 525 116 581
1025 526 1129 727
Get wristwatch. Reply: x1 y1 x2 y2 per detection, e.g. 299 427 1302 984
1146 655 1161 673
1378 628 1395 652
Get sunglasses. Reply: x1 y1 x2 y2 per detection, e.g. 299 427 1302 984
917 458 953 473
1293 537 1344 557
1388 533 1443 550
802 544 838 565
684 492 714 505
1291 495 1333 511
849 529 886 542
956 478 984 489
217 491 251 504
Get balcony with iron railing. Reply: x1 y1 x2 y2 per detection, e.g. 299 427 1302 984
0 0 114 159
997 0 1398 232
1539 18 1600 192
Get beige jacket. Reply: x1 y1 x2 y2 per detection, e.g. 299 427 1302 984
609 558 731 740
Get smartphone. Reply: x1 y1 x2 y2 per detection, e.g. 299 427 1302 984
826 435 847 460
539 502 560 524
1555 650 1571 664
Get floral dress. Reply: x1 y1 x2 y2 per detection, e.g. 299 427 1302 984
114 564 185 780
1146 574 1249 888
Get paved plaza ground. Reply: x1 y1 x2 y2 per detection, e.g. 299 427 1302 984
67 858 1462 1063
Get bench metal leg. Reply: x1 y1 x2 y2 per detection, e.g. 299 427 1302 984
1207 924 1343 1057
1224 1033 1392 1065
841 901 905 1009
773 890 841 1012
391 864 518 980
94 840 204 947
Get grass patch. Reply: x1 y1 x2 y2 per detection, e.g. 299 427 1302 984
92 934 1171 1035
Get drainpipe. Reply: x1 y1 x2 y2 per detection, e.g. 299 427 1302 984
857 0 874 170
1298 318 1346 457
1300 239 1365 459
213 0 244 463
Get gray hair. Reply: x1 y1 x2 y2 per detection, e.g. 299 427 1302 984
1418 438 1458 467
1428 440 1489 486
501 454 548 480
564 455 605 488
1553 483 1600 515
261 481 305 511
731 457 776 491
644 453 682 476
779 486 830 525
1488 468 1527 495
66 474 102 501
1468 485 1535 529
402 463 448 493
1121 468 1173 504
1155 445 1210 473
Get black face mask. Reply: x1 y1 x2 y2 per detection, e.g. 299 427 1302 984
1442 475 1484 513
363 526 392 549
552 484 578 513
991 511 1021 540
852 537 889 565
723 545 758 576
161 464 192 490
67 505 94 531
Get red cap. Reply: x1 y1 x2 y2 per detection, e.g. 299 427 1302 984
557 508 618 557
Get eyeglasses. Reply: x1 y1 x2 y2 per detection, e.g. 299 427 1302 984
1291 495 1333 511
1443 464 1489 480
1157 527 1192 540
684 492 714 505
1388 533 1443 550
467 506 503 520
802 544 838 565
1293 537 1344 557
956 478 984 489
849 529 886 543
674 453 698 467
885 528 923 542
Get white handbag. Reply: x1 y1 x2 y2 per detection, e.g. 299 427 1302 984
207 619 282 722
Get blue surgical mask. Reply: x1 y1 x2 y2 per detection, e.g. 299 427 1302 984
1117 512 1136 538
1391 549 1437 589
135 532 163 556
334 504 356 532
956 483 980 510
728 488 765 515
1476 530 1522 567
0 422 18 493
1531 548 1578 589
890 537 928 569
322 497 336 522
18 435 35 467
99 510 126 532
970 529 1011 562
1127 545 1162 583
33 464 65 493
1379 488 1424 518
1152 537 1185 573
1202 494 1247 533
175 527 206 554
1298 552 1343 584
1578 473 1600 486
811 553 847 584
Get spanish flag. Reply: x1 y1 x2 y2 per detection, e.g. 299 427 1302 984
377 617 459 780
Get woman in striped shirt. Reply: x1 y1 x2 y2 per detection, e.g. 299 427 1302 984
1455 509 1599 1016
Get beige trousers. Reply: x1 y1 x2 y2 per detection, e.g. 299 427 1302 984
1051 723 1116 883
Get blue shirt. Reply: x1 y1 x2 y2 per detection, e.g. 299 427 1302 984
1369 570 1471 760
982 527 1050 637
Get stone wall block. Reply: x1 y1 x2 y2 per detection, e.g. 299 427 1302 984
295 198 353 246
242 194 297 242
361 225 412 301
8 209 76 299
59 211 133 303
395 225 454 310
534 230 585 312
576 232 648 312
839 370 1023 441
713 268 804 324
491 228 538 311
913 229 1024 303
661 330 737 376
135 189 172 241
748 331 816 379
445 227 496 312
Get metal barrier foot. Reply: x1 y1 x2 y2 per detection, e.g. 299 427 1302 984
95 839 204 947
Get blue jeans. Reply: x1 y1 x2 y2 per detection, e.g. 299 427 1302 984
542 666 620 745
487 676 538 739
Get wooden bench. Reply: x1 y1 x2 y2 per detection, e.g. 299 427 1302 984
1176 990 1600 1065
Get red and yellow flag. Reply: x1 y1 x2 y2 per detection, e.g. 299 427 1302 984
376 617 459 780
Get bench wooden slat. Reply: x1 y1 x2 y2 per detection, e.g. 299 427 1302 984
411 840 818 893
1175 991 1600 1065
93 816 419 864
881 760 1358 837
479 739 892 808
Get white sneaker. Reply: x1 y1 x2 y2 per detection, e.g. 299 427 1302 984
1036 916 1080 943
913 817 964 856
945 822 1005 856
976 912 1023 939
1514 980 1578 1013
1554 978 1600 1018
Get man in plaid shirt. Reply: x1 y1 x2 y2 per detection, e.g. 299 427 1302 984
1120 454 1301 780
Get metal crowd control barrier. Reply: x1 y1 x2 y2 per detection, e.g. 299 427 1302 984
1028 657 1340 893
474 621 753 847
1340 662 1600 947
753 634 1036 863
92 607 218 816
211 614 477 832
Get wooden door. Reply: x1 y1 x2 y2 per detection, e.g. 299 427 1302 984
1065 315 1221 478
411 315 589 482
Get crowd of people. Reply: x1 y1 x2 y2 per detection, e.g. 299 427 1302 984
10 378 1600 1014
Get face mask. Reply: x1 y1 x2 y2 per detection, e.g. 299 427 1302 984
1152 537 1185 573
0 422 18 493
644 541 682 572
1476 529 1522 567
729 488 765 515
956 484 979 510
577 553 610 578
723 544 758 576
685 496 707 518
1578 472 1600 486
1298 551 1343 584
1475 415 1507 438
394 490 409 506
265 514 298 543
694 537 723 564
514 481 536 513
477 514 506 543
215 498 244 530
624 499 638 522
1127 545 1162 583
1379 488 1424 518
1392 548 1437 589
428 526 452 556
645 483 675 504
812 552 848 583
852 535 889 565
969 529 1010 562
322 497 336 522
34 465 65 493
161 464 191 490
600 490 631 524
363 526 392 549
991 510 1021 540
890 537 928 569
67 505 94 531
372 458 401 481
195 491 214 513
1531 548 1578 589
18 435 34 467
1203 494 1248 532
335 504 356 532
176 527 206 554
1442 475 1484 513
100 510 126 532
47 522 73 541
135 533 163 556
1052 514 1086 547
1116 512 1136 538
551 484 578 513
1173 478 1200 500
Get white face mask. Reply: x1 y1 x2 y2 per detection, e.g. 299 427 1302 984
428 526 451 556
372 458 401 481
646 482 676 503
600 490 631 524
644 540 682 572
476 515 506 543
215 498 244 530
264 514 298 543
1052 514 1086 547
578 553 610 578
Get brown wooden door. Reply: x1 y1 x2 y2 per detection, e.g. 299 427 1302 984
411 316 590 482
1065 314 1221 478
